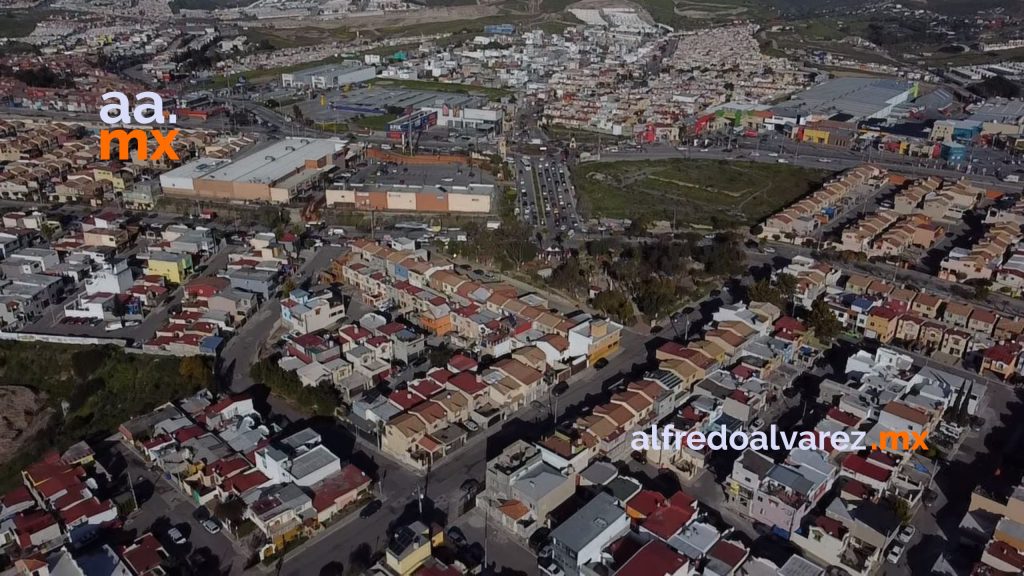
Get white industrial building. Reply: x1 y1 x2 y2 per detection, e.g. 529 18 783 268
281 62 377 90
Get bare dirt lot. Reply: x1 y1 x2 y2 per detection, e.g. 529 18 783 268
0 386 52 465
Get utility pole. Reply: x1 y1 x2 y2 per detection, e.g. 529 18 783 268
127 470 139 513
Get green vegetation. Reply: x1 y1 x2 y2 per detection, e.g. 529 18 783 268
808 297 841 342
442 220 538 271
573 159 830 228
0 342 215 488
251 359 339 416
0 10 49 38
352 114 398 131
592 290 635 324
584 234 747 321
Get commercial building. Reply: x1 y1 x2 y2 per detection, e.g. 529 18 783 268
326 162 493 213
160 138 346 203
281 62 377 90
778 78 918 123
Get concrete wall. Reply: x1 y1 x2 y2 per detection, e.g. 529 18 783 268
448 192 491 213
387 191 416 211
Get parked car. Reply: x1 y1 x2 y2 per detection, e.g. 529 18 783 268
167 527 186 546
886 543 904 564
552 382 569 396
447 526 467 548
201 519 221 534
897 525 916 544
464 421 479 432
359 499 382 519
593 358 609 370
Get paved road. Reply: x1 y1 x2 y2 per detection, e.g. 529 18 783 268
223 245 344 395
96 438 244 575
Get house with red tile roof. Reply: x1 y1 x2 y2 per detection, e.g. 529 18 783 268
13 510 62 551
639 491 698 541
840 455 892 491
310 464 372 524
615 540 688 576
120 533 167 576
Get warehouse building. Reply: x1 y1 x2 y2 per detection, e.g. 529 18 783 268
325 162 493 214
281 62 377 90
160 138 347 203
774 78 918 123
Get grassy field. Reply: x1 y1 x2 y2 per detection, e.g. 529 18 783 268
573 159 830 227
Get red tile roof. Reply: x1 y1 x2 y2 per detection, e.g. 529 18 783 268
842 455 892 483
389 389 426 411
311 464 371 513
223 470 269 494
448 372 487 396
626 490 666 518
121 533 165 575
448 354 478 372
985 539 1024 570
616 540 687 576
2 486 34 508
826 407 861 427
641 494 696 540
708 539 747 569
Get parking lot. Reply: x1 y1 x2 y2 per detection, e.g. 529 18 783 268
298 85 488 126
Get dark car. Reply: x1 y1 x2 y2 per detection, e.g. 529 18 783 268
447 526 467 548
552 382 569 396
594 358 609 370
359 499 382 518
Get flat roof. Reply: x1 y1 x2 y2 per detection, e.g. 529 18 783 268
339 162 494 195
162 158 230 181
328 85 487 113
285 61 374 80
967 98 1024 124
198 138 343 185
551 492 625 552
785 78 915 119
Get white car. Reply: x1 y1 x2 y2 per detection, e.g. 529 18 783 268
897 525 916 544
201 519 221 534
886 543 904 564
763 246 776 254
167 527 186 546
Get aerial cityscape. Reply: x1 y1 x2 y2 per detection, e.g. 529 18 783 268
2 0 1024 575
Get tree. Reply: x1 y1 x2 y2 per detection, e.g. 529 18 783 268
292 104 303 122
775 273 797 303
281 277 297 295
347 543 374 576
213 497 246 527
626 216 649 237
807 298 841 342
592 290 635 324
549 257 588 298
747 279 781 307
179 356 213 390
635 277 677 319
